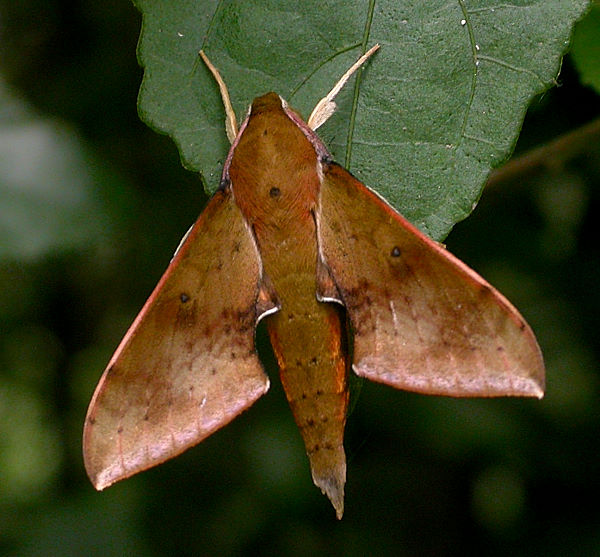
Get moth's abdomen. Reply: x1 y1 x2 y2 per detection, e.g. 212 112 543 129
267 279 349 519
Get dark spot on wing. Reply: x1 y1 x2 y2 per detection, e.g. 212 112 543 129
105 364 118 378
478 284 493 297
269 187 281 198
391 246 401 257
117 426 123 434
329 220 342 234
176 297 198 328
221 307 249 331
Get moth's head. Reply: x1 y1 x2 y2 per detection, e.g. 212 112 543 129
250 92 285 116
249 93 308 131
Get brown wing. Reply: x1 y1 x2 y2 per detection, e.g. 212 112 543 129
84 189 274 490
318 163 544 398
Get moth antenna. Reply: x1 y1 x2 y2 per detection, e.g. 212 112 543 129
199 50 238 143
307 44 380 131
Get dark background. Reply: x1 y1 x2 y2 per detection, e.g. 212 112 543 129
1 2 599 555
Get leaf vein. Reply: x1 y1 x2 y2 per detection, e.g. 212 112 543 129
200 0 227 49
345 0 377 167
477 55 548 86
461 133 500 148
288 43 362 99
467 3 536 14
456 0 480 149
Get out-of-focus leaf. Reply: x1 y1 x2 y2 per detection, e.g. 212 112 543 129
571 3 600 93
0 79 115 259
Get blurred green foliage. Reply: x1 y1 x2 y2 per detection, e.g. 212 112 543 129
0 1 599 556
572 2 600 90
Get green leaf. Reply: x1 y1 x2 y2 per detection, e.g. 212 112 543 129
571 3 600 94
134 0 588 241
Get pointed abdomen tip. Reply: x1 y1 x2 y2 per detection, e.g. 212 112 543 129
312 470 345 519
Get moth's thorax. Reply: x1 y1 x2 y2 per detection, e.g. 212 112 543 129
228 93 321 234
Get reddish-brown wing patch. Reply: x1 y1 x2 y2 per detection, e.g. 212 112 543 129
318 163 544 398
84 190 272 490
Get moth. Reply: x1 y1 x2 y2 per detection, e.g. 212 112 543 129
84 46 544 519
